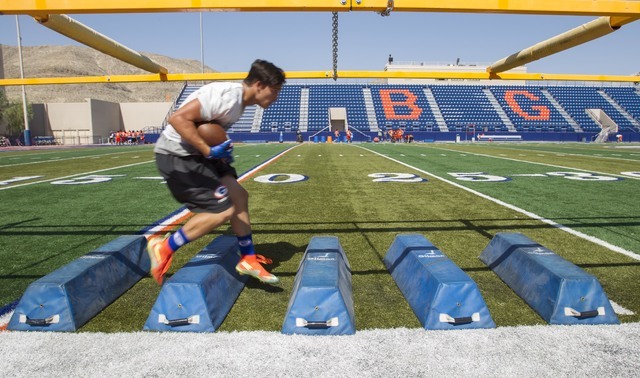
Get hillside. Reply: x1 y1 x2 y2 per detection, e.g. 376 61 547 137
0 44 215 103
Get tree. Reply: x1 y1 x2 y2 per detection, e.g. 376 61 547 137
0 93 33 137
0 91 8 124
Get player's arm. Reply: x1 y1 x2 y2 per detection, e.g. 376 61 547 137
168 98 211 157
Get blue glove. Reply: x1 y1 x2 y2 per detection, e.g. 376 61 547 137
207 139 233 160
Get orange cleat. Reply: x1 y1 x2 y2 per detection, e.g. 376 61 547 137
235 254 279 284
147 234 174 285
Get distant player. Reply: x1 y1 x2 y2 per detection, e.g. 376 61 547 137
149 59 286 285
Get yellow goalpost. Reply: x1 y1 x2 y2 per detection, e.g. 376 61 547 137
0 0 639 85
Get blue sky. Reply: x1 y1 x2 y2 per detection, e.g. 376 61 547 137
1 12 639 76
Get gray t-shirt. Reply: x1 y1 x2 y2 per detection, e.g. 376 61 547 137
155 82 244 156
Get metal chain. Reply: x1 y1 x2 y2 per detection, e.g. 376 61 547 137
332 12 339 81
380 0 394 17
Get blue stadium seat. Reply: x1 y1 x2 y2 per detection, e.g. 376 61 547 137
430 85 506 132
489 86 570 131
547 86 636 132
169 83 639 138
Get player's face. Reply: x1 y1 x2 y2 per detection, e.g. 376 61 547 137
256 83 282 108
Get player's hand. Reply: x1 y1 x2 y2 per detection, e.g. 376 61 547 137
207 139 233 160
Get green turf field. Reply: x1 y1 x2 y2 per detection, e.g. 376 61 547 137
1 142 639 332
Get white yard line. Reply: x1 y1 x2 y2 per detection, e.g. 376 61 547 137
360 146 640 261
440 145 640 173
435 146 640 180
0 150 149 168
0 160 154 191
610 300 635 315
0 311 12 328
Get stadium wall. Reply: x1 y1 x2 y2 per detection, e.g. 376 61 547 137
44 102 92 144
120 102 172 131
90 99 121 143
25 100 170 144
143 130 638 144
384 61 527 85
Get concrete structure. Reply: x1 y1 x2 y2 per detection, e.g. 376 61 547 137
384 61 527 85
31 99 171 144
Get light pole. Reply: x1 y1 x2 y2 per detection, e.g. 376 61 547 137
200 12 204 83
16 16 31 146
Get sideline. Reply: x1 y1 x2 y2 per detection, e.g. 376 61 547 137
1 324 639 376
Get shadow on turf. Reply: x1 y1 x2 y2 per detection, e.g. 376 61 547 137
246 241 302 293
2 216 639 238
153 240 301 293
247 216 640 236
1 233 115 278
4 215 638 288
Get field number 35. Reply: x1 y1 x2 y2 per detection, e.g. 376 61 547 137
448 171 621 182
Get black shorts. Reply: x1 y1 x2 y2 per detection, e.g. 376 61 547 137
155 154 237 213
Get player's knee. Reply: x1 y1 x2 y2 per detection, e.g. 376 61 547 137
232 186 249 205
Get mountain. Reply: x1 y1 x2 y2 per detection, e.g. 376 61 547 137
0 44 215 103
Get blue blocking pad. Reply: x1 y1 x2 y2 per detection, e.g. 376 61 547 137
384 234 495 330
282 236 355 335
480 233 619 325
9 235 149 331
144 235 248 332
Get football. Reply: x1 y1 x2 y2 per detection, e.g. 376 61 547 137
196 121 228 146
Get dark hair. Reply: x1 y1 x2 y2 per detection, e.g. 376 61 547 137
244 59 286 87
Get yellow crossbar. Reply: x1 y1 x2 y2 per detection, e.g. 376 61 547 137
1 71 638 86
1 0 639 16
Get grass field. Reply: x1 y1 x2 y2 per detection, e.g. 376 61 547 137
1 142 639 332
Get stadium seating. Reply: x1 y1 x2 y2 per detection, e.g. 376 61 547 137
489 86 571 132
547 86 637 132
305 85 369 132
369 85 439 132
602 87 640 131
173 85 197 111
228 105 257 133
260 85 302 132
430 85 507 132
171 83 640 141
